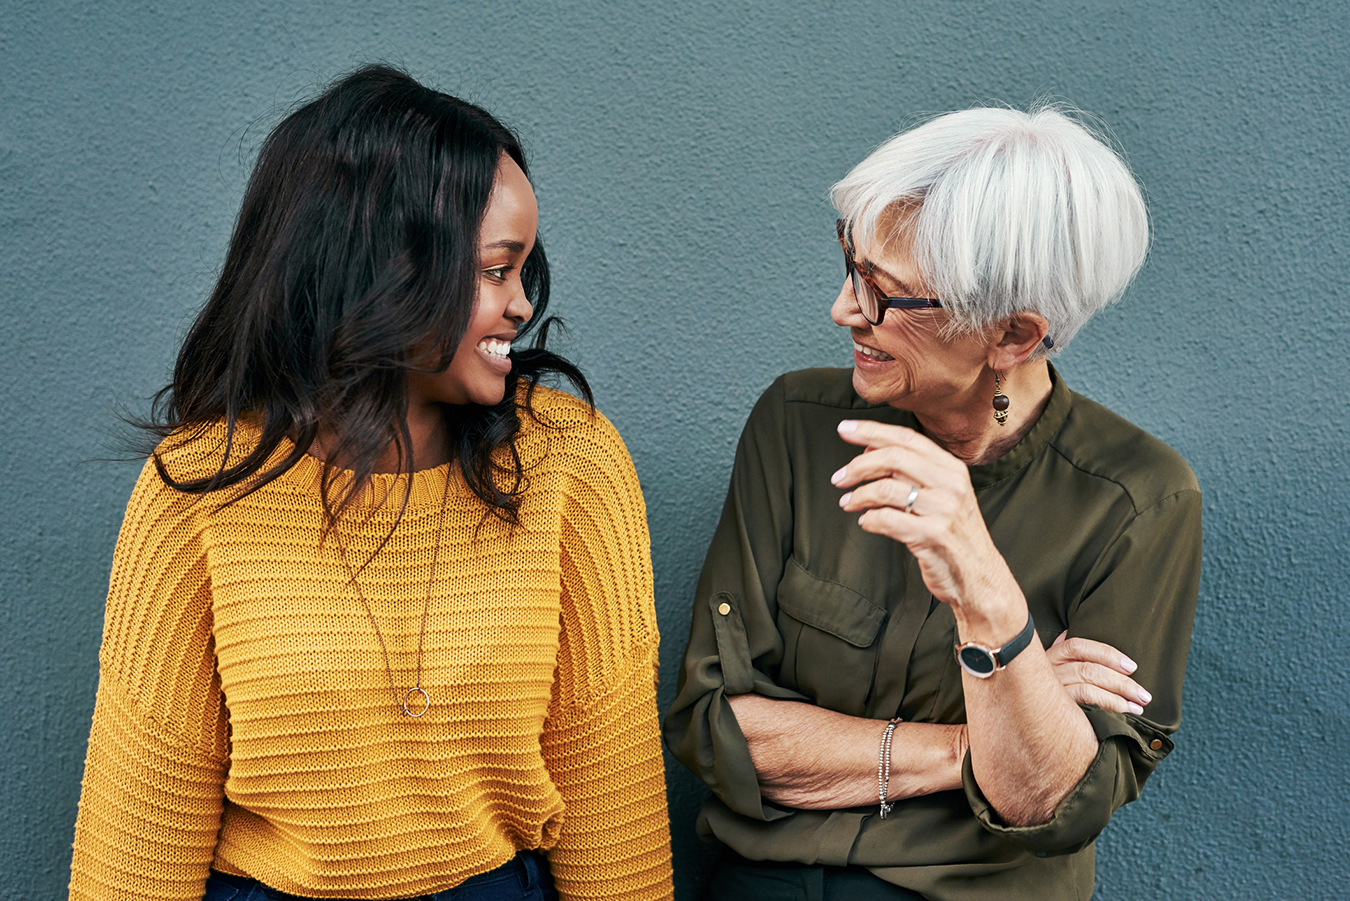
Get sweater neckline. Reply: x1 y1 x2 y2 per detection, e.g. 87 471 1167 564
272 437 458 513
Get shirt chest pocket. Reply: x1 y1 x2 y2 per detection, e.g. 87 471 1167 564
775 557 885 717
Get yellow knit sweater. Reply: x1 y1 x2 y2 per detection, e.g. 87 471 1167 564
70 388 673 900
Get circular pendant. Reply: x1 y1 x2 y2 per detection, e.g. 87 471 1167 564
402 687 430 718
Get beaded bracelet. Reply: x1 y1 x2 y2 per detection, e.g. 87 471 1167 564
877 717 902 818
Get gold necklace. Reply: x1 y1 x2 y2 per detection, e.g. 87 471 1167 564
334 471 450 718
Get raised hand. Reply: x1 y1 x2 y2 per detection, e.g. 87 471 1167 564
832 418 1015 617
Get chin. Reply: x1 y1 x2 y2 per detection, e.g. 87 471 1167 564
468 383 508 407
852 369 904 406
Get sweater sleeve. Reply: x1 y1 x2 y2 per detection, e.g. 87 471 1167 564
538 410 674 901
70 460 229 900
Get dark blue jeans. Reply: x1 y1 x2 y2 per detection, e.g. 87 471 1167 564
202 851 557 901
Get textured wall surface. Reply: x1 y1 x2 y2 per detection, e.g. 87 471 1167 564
2 1 1346 898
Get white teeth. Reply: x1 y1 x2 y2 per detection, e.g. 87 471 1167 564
853 341 894 361
478 339 511 357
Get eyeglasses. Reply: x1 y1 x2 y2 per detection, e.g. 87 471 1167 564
835 220 1055 349
836 219 940 326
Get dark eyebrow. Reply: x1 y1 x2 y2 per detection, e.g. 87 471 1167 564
482 240 527 253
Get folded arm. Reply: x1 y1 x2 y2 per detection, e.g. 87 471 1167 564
727 630 1145 814
727 694 967 808
835 418 1199 827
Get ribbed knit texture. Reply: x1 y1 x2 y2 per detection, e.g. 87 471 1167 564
70 388 673 900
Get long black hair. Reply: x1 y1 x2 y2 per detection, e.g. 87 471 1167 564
138 64 590 525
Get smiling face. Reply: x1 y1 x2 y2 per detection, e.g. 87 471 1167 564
407 155 538 409
830 225 991 415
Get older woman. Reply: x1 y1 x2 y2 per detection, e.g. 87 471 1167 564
664 105 1201 900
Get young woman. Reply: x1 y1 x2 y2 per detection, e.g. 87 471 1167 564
70 66 673 901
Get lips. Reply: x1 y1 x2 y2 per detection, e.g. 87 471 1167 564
853 341 895 362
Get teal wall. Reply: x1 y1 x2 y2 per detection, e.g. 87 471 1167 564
2 2 1346 898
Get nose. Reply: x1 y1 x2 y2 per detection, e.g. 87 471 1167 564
507 285 533 327
831 277 867 328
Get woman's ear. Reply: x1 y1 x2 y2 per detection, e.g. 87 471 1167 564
986 313 1050 370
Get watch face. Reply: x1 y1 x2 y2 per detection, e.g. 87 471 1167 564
958 645 996 676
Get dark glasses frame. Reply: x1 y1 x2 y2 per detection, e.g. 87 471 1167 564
835 219 1054 349
836 219 940 326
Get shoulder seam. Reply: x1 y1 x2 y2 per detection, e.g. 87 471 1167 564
1045 441 1197 516
547 641 659 724
92 670 229 766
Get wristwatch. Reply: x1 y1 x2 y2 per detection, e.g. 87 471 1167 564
954 613 1037 678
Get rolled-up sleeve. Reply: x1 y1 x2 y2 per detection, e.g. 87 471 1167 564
663 378 809 822
963 488 1202 853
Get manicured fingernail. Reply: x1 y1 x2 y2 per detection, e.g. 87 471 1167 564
1121 656 1138 674
1137 688 1152 704
839 492 852 507
1127 702 1144 715
837 420 857 434
858 514 867 526
831 466 848 485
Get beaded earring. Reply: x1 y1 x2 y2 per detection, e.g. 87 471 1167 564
992 371 1010 425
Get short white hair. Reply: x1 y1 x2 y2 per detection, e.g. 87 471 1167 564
831 104 1148 355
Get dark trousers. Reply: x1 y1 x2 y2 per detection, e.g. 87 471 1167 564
202 851 557 901
707 849 927 901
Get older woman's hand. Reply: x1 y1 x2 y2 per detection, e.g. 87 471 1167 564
1046 632 1152 715
833 420 1150 710
833 418 1116 826
833 419 1014 617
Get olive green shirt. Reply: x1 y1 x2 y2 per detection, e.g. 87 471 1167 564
664 367 1202 901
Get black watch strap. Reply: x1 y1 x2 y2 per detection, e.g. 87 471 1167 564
993 613 1036 668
